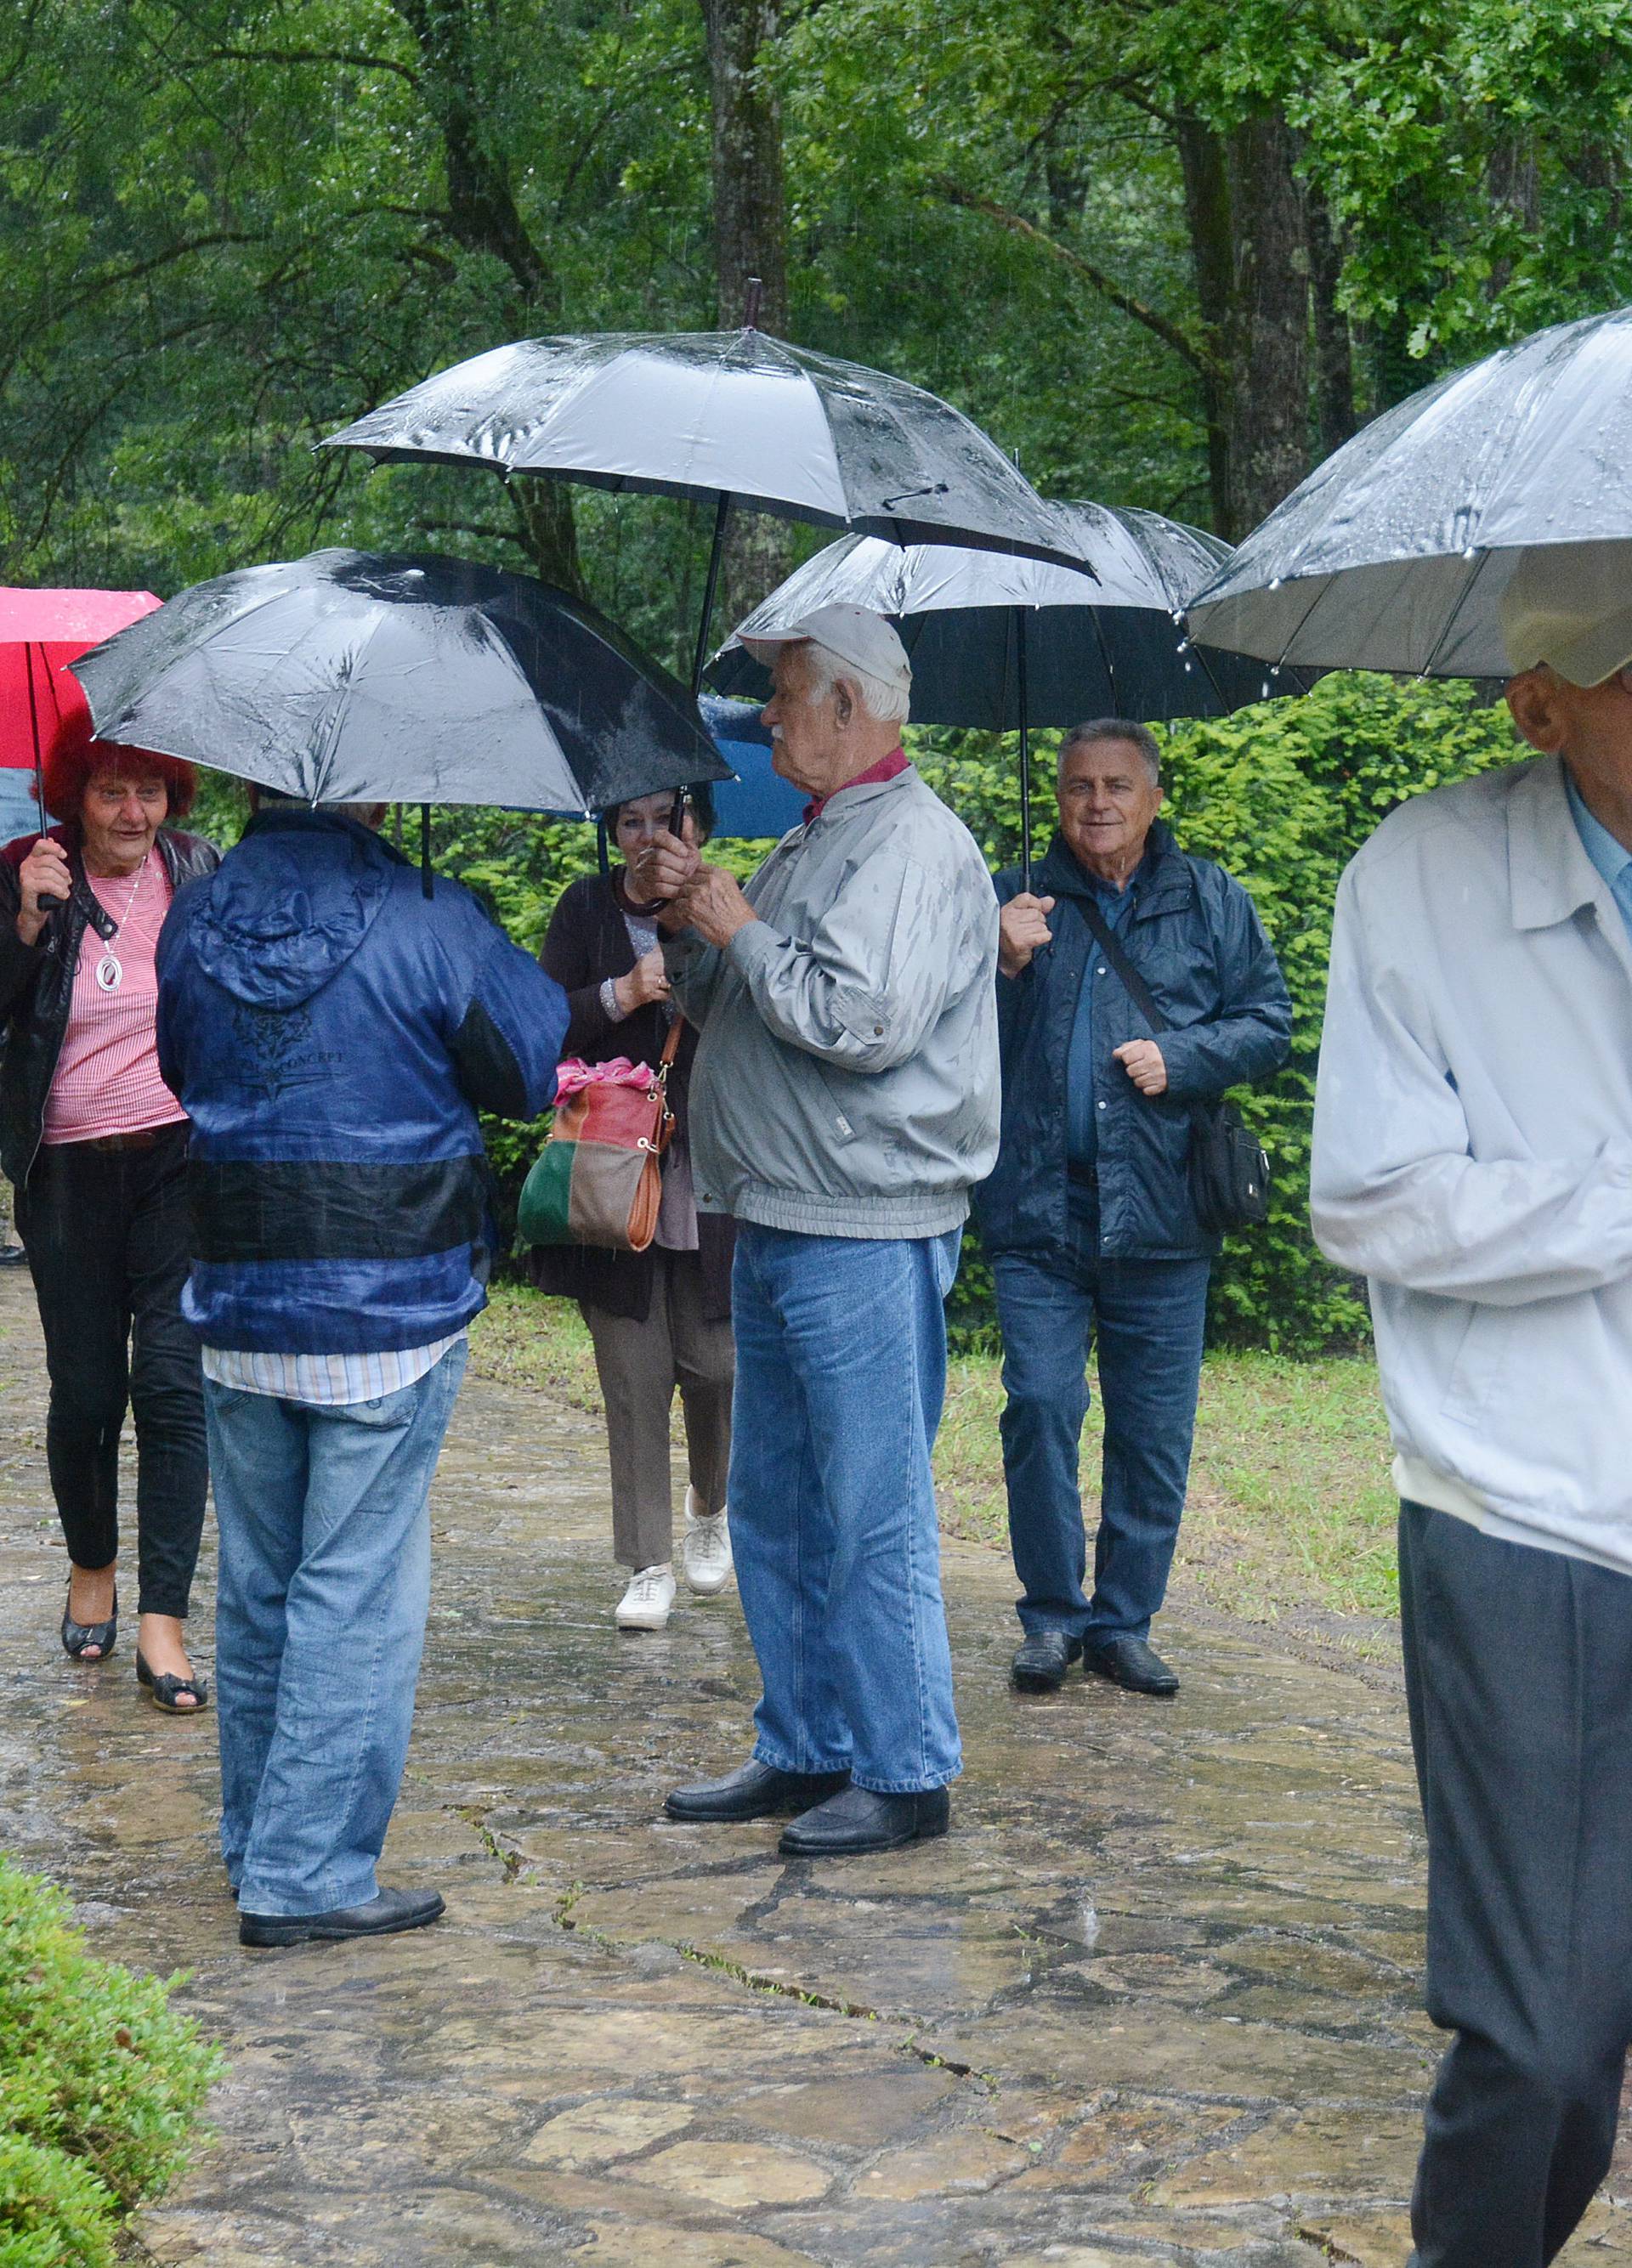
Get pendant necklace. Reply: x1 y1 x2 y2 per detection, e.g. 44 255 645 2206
93 857 148 994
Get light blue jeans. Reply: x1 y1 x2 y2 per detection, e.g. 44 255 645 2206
205 1343 468 1916
729 1224 962 1796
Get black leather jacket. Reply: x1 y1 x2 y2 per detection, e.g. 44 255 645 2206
0 825 220 1185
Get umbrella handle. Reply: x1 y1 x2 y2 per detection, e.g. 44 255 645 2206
24 642 48 835
1017 608 1032 894
420 803 434 900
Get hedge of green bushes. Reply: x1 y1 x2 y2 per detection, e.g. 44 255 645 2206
0 1858 222 2266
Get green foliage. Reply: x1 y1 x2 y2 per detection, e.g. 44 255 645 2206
0 1858 223 2265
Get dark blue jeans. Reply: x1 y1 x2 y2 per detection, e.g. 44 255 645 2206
992 1197 1210 1643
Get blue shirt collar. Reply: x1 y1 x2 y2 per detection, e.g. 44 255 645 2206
1565 770 1632 895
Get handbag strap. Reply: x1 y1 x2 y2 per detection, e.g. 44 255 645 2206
1073 891 1168 1035
656 1010 684 1074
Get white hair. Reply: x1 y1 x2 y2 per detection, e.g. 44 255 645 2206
802 640 910 727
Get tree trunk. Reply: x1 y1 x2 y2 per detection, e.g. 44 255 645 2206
1306 180 1357 455
700 0 793 636
1221 114 1310 536
1176 116 1234 534
391 0 583 591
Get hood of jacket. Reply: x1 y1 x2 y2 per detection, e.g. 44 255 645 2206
190 809 396 1010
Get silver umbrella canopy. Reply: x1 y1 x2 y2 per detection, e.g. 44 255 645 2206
70 551 728 890
1187 304 1632 677
712 502 1292 884
320 326 1094 693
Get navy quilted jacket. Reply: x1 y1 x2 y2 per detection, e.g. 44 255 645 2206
156 808 567 1354
974 823 1290 1261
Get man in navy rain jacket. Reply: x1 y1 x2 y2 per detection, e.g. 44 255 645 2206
976 722 1289 1700
157 798 567 1947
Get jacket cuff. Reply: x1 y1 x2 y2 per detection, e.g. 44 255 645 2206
722 919 781 981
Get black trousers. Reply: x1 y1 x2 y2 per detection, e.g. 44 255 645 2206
14 1125 207 1618
1400 1500 1632 2268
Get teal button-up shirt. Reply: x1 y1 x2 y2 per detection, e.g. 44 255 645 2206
1566 772 1632 946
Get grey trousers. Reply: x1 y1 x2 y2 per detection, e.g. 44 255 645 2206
584 1248 734 1570
1400 1500 1632 2268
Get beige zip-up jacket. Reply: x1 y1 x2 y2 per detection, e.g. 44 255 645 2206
665 764 1000 1240
1311 753 1632 1574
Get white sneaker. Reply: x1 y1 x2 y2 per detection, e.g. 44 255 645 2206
682 1487 734 1596
615 1564 677 1632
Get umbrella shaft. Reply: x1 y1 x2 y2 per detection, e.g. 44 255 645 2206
1017 608 1032 894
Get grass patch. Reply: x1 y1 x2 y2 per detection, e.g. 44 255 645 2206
470 1283 1398 1632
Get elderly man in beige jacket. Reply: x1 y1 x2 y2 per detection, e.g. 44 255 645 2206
1311 545 1632 2268
639 605 1000 1859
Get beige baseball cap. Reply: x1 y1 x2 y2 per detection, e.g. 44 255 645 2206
1499 540 1632 685
744 602 912 693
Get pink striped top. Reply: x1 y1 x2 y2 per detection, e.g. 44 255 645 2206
42 851 188 1145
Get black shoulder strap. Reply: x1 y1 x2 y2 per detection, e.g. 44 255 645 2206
1074 892 1167 1035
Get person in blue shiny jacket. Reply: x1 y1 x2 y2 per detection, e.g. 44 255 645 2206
977 722 1289 1703
156 795 567 1948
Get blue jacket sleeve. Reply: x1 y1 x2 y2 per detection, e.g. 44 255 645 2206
450 923 570 1120
1157 876 1292 1101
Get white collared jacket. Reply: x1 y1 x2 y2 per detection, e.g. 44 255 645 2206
1312 753 1632 1573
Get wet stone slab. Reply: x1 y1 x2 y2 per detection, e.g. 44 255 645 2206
3 1271 1630 2263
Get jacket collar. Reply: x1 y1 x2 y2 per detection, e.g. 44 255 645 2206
1508 754 1617 933
1035 820 1190 916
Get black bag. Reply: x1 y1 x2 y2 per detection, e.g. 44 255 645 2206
1074 894 1271 1236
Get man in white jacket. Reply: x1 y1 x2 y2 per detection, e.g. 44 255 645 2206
1311 543 1632 2268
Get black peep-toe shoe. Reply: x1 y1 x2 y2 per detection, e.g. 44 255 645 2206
136 1649 209 1715
60 1583 117 1662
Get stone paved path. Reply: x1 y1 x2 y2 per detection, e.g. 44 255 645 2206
2 1268 1629 2266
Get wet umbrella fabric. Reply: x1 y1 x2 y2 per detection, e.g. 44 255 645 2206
1187 303 1632 676
320 328 1089 570
69 550 728 815
711 502 1292 885
710 504 1277 725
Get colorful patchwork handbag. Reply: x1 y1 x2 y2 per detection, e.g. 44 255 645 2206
518 1019 683 1253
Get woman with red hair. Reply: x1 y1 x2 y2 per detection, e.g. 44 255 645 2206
0 722 218 1709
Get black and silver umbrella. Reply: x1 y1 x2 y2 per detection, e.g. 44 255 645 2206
320 325 1092 694
1187 303 1632 676
71 550 728 888
711 502 1290 884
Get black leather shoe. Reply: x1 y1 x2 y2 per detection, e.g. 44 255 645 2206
1011 1630 1082 1692
1084 1635 1180 1695
778 1784 950 1857
60 1581 117 1663
665 1758 851 1823
238 1885 445 1948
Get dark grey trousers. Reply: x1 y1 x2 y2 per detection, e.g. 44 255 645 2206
583 1248 733 1571
1400 1501 1632 2268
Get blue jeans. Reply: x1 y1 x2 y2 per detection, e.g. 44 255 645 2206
993 1199 1210 1644
205 1343 468 1916
729 1224 962 1795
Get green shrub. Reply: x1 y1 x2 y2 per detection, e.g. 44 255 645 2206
0 1859 223 2266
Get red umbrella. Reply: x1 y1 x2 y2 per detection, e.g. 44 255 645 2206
0 588 161 831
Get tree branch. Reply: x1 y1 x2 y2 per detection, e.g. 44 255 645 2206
932 178 1207 372
179 46 420 85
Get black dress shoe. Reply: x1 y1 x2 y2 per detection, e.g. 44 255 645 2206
238 1885 445 1948
1011 1629 1082 1693
664 1758 851 1823
1084 1634 1180 1695
778 1784 950 1857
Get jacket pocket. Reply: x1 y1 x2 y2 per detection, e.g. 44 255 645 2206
1440 1305 1519 1422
